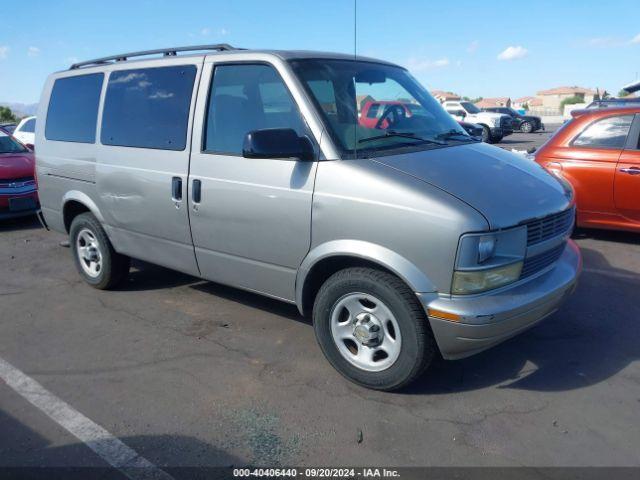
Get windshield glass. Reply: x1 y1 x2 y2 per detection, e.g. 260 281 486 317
0 131 28 154
460 101 481 114
289 59 471 158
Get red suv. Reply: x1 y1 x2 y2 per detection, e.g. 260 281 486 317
0 130 39 219
535 107 640 233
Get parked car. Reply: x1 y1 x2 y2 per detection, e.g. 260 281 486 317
37 45 581 391
535 106 640 233
13 116 36 149
482 107 544 133
0 129 39 219
0 123 17 134
443 101 513 143
458 121 483 138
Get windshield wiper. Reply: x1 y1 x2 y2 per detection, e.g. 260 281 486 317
359 131 445 145
436 130 477 141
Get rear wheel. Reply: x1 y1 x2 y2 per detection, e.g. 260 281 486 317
313 267 436 391
70 212 130 289
521 121 533 133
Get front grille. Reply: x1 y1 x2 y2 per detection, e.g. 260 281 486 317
0 176 35 189
524 208 574 246
521 243 566 279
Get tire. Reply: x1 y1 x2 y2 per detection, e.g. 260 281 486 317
520 121 533 133
69 212 130 289
489 134 503 144
480 125 491 143
313 267 436 391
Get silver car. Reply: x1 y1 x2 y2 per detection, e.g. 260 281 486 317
35 45 581 390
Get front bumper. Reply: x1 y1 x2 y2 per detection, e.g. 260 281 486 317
418 240 582 360
0 191 39 220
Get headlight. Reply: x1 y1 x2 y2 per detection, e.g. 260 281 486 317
453 227 527 294
452 262 523 294
477 235 497 263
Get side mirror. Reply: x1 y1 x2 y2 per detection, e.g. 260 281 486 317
458 111 467 119
242 128 315 161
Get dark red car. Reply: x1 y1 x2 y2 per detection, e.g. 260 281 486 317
535 106 640 233
0 130 39 219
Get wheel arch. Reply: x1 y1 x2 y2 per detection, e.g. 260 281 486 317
61 191 105 233
295 240 437 317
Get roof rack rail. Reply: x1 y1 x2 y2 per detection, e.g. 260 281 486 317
69 44 238 70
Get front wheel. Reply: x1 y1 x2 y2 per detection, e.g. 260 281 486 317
69 212 130 289
313 267 436 391
481 125 491 143
520 121 533 133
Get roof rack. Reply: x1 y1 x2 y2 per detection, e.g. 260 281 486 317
69 44 238 70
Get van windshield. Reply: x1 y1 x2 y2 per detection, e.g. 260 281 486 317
289 59 473 158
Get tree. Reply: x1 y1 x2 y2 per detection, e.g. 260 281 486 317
0 106 18 123
618 89 630 98
559 95 584 111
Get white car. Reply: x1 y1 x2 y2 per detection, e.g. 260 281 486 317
443 102 512 143
13 116 36 148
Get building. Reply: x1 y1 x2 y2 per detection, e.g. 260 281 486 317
430 90 460 103
535 86 597 111
475 97 511 108
513 96 537 109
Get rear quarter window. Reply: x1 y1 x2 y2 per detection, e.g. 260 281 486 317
45 73 104 143
101 65 197 150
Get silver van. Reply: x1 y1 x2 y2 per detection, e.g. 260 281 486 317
36 45 581 390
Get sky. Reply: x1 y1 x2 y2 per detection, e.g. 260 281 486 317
1 0 639 104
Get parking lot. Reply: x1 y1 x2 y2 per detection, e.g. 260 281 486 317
1 129 639 475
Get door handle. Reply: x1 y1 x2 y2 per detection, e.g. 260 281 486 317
620 167 640 175
192 179 202 203
171 177 182 201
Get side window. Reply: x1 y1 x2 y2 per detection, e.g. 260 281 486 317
366 103 381 118
21 118 36 133
204 64 307 155
101 65 197 150
572 115 634 149
45 73 103 143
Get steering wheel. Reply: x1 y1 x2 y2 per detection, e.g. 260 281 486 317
375 104 407 129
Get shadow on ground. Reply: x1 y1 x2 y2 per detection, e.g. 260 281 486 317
0 409 243 478
0 215 41 232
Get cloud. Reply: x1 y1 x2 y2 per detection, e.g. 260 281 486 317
201 27 230 37
110 72 146 84
27 46 40 57
0 46 8 59
497 46 528 61
583 33 640 47
406 57 450 72
467 40 479 54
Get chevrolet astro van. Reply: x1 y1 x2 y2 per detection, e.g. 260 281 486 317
36 45 581 390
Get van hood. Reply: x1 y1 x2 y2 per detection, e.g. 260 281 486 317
0 152 35 180
373 142 572 230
